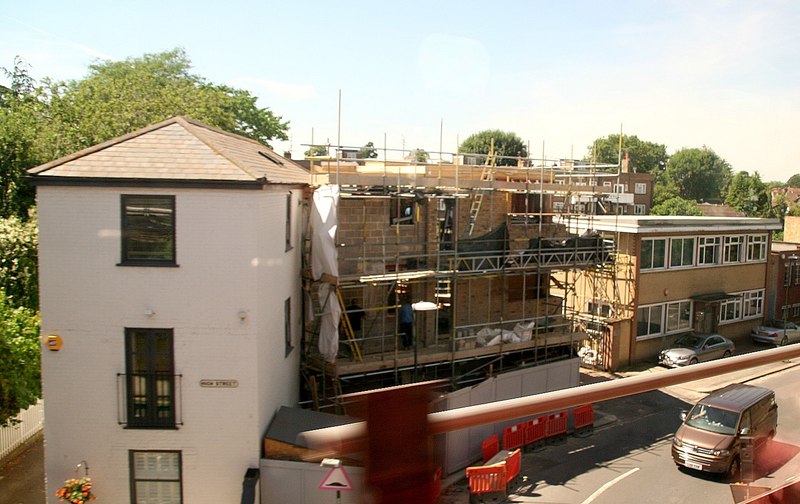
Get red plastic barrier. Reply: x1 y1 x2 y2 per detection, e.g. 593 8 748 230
573 404 595 430
504 448 521 484
466 463 507 495
524 415 547 447
546 411 568 438
502 422 526 451
432 466 442 499
481 433 499 463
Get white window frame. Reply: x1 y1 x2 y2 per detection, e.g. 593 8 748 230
719 296 742 324
634 204 646 215
636 304 664 340
641 238 667 271
669 237 695 268
553 201 564 211
665 300 692 333
698 236 722 266
603 181 612 188
742 290 764 319
747 235 767 262
634 182 647 194
723 235 744 264
613 184 627 194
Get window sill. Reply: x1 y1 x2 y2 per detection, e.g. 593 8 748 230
117 261 179 268
123 424 180 430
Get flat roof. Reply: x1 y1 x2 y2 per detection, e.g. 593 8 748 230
568 215 783 234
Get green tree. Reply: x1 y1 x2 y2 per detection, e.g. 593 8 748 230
458 130 527 166
787 173 800 187
0 292 40 426
0 210 38 310
663 147 732 203
651 196 703 216
358 141 378 159
0 49 290 218
587 134 668 173
408 148 429 163
304 145 329 157
725 171 769 217
0 58 41 218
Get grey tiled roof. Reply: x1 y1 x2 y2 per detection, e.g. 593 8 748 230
28 116 310 185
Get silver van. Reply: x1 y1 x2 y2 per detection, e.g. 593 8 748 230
672 384 777 478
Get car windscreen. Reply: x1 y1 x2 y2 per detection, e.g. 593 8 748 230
685 403 739 435
674 335 702 348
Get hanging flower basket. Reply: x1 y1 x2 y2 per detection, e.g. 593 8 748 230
56 477 96 503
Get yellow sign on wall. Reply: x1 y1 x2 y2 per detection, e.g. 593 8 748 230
46 335 63 351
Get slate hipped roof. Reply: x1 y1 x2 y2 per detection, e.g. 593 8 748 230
28 116 310 186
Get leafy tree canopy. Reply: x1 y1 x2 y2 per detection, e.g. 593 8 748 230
587 134 668 173
663 146 732 203
651 196 703 216
407 148 429 163
458 130 527 166
0 291 40 426
304 145 328 158
787 173 800 187
358 141 378 159
0 49 290 218
724 171 769 217
0 210 38 310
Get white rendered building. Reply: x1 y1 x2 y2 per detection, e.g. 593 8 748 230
30 117 310 503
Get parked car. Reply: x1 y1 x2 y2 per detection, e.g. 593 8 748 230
751 320 800 346
658 333 735 367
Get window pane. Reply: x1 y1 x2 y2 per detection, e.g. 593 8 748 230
123 196 175 263
642 240 652 269
132 451 182 504
682 238 695 265
133 451 180 479
135 482 181 504
653 240 666 268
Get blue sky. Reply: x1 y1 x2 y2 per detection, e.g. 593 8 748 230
2 1 799 182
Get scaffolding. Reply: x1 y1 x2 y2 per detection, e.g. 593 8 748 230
300 148 636 411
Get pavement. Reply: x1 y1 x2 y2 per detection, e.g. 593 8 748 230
0 431 45 504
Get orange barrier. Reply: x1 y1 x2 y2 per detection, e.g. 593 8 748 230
502 422 526 451
481 433 499 463
524 415 547 448
466 463 507 495
573 404 595 432
432 466 442 499
466 449 522 498
545 411 568 442
504 448 521 484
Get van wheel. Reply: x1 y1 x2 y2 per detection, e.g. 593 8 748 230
689 357 698 365
728 457 741 482
723 350 732 358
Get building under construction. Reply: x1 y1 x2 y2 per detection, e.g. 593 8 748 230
300 150 648 411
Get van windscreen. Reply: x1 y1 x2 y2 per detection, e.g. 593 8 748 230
685 403 739 435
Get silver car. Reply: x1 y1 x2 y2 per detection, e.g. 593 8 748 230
751 320 800 346
658 333 735 367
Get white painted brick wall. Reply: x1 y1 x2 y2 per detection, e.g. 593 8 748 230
38 185 303 503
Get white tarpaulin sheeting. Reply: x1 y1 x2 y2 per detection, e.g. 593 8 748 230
311 185 341 363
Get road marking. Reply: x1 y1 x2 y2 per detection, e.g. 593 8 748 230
581 467 640 504
569 445 595 454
